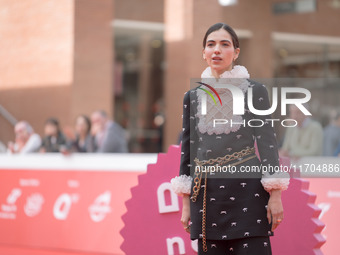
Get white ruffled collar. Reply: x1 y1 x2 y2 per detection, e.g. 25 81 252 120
201 65 250 79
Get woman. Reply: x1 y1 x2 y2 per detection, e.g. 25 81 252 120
72 115 94 153
40 118 69 153
171 23 290 254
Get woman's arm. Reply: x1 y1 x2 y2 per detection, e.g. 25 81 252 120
171 91 193 196
250 82 289 231
171 91 194 233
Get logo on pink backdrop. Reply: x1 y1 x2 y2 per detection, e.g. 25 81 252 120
0 188 22 219
88 191 112 222
120 145 326 254
24 193 44 217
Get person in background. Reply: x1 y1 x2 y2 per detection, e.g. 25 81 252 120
323 112 340 156
153 98 165 152
7 121 41 154
40 118 69 153
334 143 340 157
0 140 7 153
279 104 323 162
91 110 128 153
71 115 94 153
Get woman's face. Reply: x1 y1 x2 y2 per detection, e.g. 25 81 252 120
203 28 240 76
44 123 58 137
75 116 89 136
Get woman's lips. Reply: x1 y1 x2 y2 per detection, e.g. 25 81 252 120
212 57 222 61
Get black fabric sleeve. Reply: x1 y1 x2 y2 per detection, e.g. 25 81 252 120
251 82 280 175
179 91 192 177
171 91 197 196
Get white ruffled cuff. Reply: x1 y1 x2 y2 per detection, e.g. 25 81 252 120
170 175 193 196
261 171 290 193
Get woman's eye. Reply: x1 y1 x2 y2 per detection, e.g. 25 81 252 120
207 43 214 47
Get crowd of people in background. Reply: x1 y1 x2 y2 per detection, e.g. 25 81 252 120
278 104 323 162
2 106 340 157
1 110 128 154
323 112 340 157
278 105 340 160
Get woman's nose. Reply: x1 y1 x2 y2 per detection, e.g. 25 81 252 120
214 44 221 54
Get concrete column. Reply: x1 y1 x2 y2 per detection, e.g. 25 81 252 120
72 0 114 122
232 0 274 77
163 0 194 150
137 33 153 128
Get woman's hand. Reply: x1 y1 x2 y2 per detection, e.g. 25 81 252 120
181 194 191 233
7 141 15 153
267 189 284 232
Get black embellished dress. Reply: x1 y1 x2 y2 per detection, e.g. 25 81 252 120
172 66 287 244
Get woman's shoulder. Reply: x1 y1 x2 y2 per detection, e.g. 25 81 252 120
185 86 200 94
183 87 198 103
247 79 267 88
247 79 269 95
